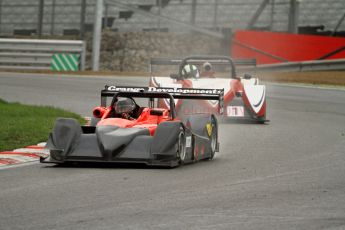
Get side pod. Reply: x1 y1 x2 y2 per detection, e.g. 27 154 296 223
151 121 182 156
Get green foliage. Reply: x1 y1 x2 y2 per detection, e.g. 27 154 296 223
0 99 84 151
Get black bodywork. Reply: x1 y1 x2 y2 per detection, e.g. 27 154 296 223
41 86 223 167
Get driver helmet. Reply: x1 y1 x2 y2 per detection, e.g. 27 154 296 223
203 62 212 72
115 97 136 114
182 64 199 79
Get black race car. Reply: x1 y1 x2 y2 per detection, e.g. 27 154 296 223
40 86 223 167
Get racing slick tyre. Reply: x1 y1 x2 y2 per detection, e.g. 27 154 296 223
177 127 186 164
208 116 217 160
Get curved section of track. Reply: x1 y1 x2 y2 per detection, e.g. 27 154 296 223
0 73 345 230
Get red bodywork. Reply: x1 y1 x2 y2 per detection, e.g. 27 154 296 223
153 78 241 114
94 107 172 136
149 56 266 122
151 77 266 120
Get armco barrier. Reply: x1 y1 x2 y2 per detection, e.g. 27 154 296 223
256 59 345 72
0 39 86 71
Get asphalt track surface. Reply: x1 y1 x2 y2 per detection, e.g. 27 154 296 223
0 72 345 230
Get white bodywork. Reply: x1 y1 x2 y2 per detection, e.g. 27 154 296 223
151 76 265 118
244 85 266 114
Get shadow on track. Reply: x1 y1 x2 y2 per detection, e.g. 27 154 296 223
40 157 219 170
42 162 173 170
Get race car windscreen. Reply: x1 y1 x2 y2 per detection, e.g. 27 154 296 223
114 97 137 113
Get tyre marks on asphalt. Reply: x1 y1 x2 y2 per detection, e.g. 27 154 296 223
0 143 48 168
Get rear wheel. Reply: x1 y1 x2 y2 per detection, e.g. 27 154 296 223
177 128 186 164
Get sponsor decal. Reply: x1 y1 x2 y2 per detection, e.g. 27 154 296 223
186 136 192 148
227 106 244 117
106 86 223 95
206 123 212 137
107 86 145 92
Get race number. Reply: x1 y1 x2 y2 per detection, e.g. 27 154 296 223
227 106 244 117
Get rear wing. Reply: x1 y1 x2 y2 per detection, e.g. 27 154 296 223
101 85 224 100
101 85 224 115
150 57 256 67
150 56 256 79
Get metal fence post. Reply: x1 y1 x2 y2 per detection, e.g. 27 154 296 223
92 0 103 71
38 0 44 37
80 0 86 38
191 0 196 25
0 0 2 34
288 0 300 33
50 0 56 35
213 0 218 30
104 3 108 28
157 0 162 31
270 0 275 31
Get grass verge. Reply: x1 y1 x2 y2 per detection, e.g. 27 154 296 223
0 99 85 151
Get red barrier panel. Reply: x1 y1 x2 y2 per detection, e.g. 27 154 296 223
232 30 345 64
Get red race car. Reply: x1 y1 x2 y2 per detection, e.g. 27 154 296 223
41 86 223 167
150 56 268 123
